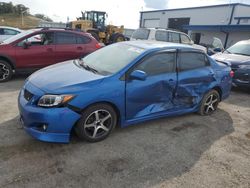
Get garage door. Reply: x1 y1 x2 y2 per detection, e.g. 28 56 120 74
143 19 160 28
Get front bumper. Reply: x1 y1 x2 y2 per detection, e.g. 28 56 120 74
18 82 81 143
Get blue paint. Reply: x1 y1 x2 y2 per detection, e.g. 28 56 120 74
18 41 232 143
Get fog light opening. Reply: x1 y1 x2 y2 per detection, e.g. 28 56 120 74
42 124 48 131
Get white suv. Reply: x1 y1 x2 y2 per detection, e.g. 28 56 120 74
131 28 207 53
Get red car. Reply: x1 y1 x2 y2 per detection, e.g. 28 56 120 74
0 28 101 82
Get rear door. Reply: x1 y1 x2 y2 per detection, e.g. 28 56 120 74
54 32 86 62
175 50 216 108
125 51 177 120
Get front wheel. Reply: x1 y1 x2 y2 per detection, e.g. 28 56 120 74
198 90 220 115
75 104 117 142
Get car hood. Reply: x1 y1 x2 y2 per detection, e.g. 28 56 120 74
212 53 250 65
28 60 105 93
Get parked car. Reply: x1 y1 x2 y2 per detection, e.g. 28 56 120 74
18 41 233 143
130 28 207 52
0 26 21 42
200 37 224 56
212 39 250 88
0 28 101 82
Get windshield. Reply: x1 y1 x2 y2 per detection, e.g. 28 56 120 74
226 41 250 56
2 29 37 44
82 43 145 75
131 28 150 40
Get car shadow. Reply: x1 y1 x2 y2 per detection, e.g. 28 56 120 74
223 87 250 108
0 108 234 187
0 74 27 93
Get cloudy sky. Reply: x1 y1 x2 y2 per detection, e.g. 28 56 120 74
1 0 249 28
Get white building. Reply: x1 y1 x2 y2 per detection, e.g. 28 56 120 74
140 3 250 48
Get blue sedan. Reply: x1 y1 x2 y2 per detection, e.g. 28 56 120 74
18 41 233 143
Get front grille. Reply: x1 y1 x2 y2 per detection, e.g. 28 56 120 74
24 89 34 101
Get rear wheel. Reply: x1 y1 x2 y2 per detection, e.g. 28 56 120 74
0 60 13 82
75 104 117 142
110 33 125 43
198 90 220 115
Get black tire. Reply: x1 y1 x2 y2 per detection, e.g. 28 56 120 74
110 33 125 43
0 60 13 82
75 104 117 142
198 90 220 116
88 31 99 41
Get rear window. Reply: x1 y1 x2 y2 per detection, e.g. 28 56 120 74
56 32 76 44
131 28 150 40
169 32 180 43
155 30 168 42
179 52 209 71
76 35 91 44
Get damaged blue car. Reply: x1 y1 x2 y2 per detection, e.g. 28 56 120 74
18 41 233 143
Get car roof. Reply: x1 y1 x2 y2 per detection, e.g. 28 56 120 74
0 26 22 31
123 40 199 51
137 27 186 35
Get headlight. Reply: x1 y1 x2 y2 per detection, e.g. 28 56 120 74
38 95 74 107
239 64 250 69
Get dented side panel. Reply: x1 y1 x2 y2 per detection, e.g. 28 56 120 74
126 72 177 120
175 66 216 108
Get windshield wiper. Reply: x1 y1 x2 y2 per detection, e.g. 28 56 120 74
78 61 99 74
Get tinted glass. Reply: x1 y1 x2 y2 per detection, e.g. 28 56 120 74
169 32 180 43
4 29 19 35
83 43 145 75
155 31 168 42
180 34 191 44
131 28 150 40
179 52 208 71
136 53 175 76
0 29 4 35
56 32 76 44
76 35 91 44
226 41 250 56
17 33 53 46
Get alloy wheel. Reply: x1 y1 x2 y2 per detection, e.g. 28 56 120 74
0 63 10 81
204 94 219 114
83 109 112 139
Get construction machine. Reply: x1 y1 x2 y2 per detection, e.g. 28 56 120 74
68 11 125 44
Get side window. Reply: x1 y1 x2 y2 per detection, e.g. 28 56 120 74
56 32 76 44
76 35 91 44
169 32 180 43
4 29 19 35
179 52 209 71
0 29 4 35
180 34 191 44
17 33 50 47
155 31 168 42
135 53 176 76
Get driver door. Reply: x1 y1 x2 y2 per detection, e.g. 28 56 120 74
125 51 177 120
14 32 56 69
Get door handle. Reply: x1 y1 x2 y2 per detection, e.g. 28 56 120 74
77 46 83 50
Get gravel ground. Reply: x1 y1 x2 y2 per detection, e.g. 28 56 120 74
0 75 249 188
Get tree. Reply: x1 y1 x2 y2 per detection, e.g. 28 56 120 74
34 13 53 22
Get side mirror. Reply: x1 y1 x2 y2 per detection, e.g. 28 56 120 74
213 47 222 52
190 40 194 45
130 70 147 81
23 41 31 49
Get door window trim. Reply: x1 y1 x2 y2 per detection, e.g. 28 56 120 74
177 50 210 72
124 49 177 81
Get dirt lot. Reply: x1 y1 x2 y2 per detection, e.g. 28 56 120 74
0 75 250 188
